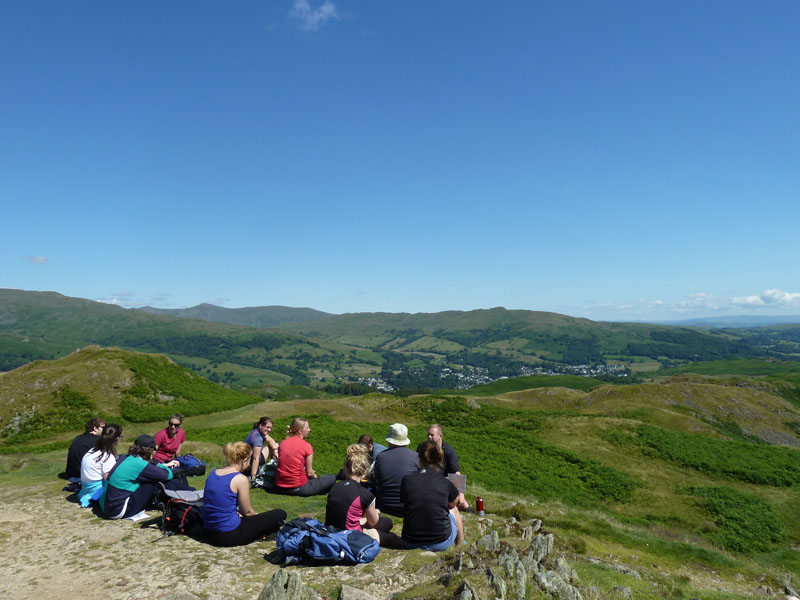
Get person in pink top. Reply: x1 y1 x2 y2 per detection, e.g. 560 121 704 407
153 413 186 463
275 417 335 497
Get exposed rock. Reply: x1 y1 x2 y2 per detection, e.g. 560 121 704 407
455 579 480 600
610 586 632 599
258 569 319 600
531 519 543 532
453 552 466 573
756 586 773 595
783 577 800 597
487 567 507 598
584 557 640 579
527 533 554 563
475 531 501 553
339 584 378 600
534 569 583 600
555 557 579 584
521 525 535 541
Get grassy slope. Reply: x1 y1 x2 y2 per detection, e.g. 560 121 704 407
2 364 800 597
0 346 267 447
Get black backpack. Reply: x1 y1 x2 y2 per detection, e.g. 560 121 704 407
152 484 205 540
160 498 204 537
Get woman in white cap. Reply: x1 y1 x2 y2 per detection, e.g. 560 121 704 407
372 423 419 517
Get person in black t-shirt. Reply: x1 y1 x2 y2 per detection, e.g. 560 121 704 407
400 441 465 551
326 445 405 548
417 423 470 510
62 417 106 480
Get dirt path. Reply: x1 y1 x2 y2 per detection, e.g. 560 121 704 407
0 480 430 600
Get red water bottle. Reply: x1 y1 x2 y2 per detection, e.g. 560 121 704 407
476 496 484 516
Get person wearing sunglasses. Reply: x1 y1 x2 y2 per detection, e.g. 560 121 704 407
153 413 185 464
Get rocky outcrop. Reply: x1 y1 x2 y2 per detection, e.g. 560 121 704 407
258 570 319 600
338 584 378 600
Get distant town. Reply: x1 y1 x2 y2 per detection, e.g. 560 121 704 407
359 362 628 392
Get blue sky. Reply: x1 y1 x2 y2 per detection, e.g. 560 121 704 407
2 1 799 321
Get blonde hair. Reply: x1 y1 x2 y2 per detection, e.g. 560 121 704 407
287 417 309 437
223 441 253 466
346 443 369 457
344 449 371 480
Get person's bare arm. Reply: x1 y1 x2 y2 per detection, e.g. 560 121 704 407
232 473 258 516
250 446 263 479
364 502 380 528
305 453 317 478
264 434 279 459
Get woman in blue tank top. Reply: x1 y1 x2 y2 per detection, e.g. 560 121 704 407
202 442 286 546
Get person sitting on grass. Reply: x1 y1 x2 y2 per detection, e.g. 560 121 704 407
373 423 418 517
417 423 470 510
400 440 465 552
244 416 280 484
274 417 335 497
77 424 122 508
63 417 106 481
325 444 406 549
153 413 185 464
203 442 287 547
99 434 179 519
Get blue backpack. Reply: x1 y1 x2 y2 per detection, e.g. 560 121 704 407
175 454 206 477
276 518 380 565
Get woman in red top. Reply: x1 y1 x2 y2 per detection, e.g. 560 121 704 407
275 418 335 497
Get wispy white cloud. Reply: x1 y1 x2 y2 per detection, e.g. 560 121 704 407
579 289 800 320
23 256 48 264
149 293 172 307
290 0 339 32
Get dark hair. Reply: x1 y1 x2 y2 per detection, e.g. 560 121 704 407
357 433 373 447
92 424 122 462
253 416 273 429
418 440 444 470
128 439 155 460
85 417 106 433
169 413 183 424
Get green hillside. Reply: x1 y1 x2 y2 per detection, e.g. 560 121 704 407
0 289 369 389
137 302 329 328
0 346 267 447
3 346 800 597
3 289 796 396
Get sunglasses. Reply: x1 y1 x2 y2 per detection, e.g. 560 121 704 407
168 422 181 428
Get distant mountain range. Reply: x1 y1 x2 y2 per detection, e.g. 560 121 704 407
3 288 800 391
655 315 800 328
138 303 329 328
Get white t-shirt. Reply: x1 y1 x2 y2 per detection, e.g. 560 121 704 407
80 449 116 482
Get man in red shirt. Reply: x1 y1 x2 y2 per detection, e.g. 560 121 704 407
153 413 186 463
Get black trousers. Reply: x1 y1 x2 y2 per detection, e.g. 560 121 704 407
205 509 287 547
276 474 336 497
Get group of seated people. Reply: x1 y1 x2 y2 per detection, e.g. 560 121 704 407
64 414 468 553
63 415 187 514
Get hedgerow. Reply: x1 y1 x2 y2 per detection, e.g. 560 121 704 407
685 486 785 552
636 425 800 486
